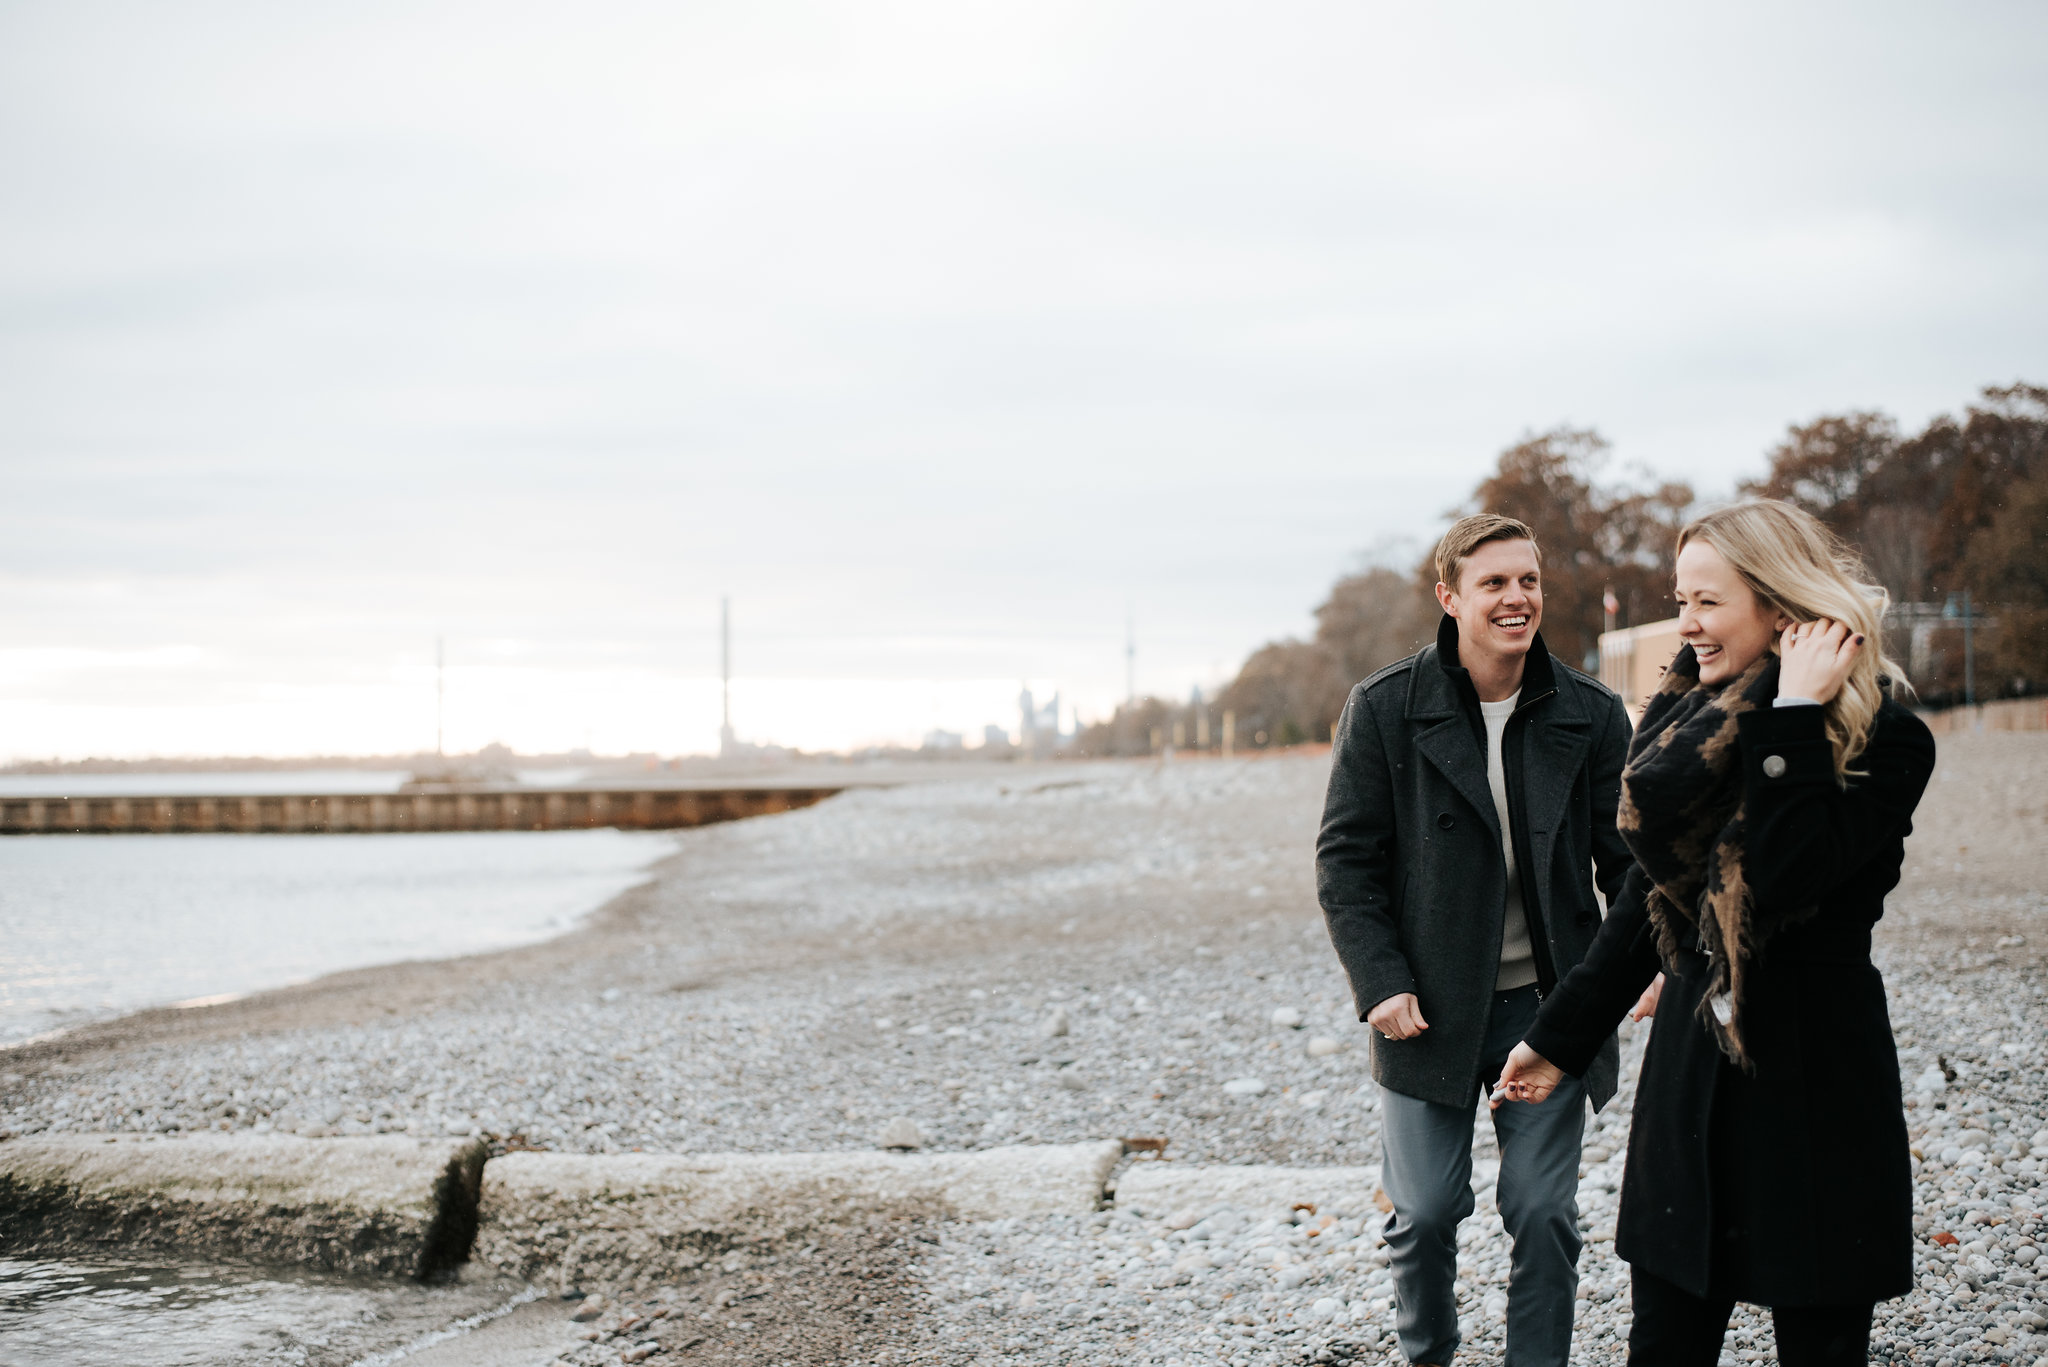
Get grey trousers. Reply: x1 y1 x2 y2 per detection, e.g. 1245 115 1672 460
1379 984 1586 1367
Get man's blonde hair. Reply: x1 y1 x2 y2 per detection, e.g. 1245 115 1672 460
1435 513 1539 591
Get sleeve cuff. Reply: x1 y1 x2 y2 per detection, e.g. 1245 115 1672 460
1738 704 1834 787
1524 1011 1601 1079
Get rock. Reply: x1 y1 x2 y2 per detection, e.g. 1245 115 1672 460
1054 1071 1087 1092
1164 1207 1202 1230
1276 1264 1313 1290
1914 1065 1948 1093
1223 1077 1267 1096
1041 1007 1071 1038
1271 1007 1304 1029
1306 1036 1341 1057
1307 1296 1343 1320
878 1117 923 1149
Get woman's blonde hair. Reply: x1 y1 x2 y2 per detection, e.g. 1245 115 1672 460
1679 499 1909 781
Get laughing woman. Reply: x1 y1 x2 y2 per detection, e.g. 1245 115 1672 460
1494 500 1936 1367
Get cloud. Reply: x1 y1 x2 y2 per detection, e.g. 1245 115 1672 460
2 1 2045 756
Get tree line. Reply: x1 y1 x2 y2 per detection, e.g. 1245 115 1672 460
1074 381 2046 756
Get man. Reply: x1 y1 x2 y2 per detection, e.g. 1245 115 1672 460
1316 513 1635 1367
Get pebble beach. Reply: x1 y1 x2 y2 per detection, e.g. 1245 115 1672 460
2 730 2045 1366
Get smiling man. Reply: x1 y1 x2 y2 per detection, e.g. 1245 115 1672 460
1316 513 1636 1367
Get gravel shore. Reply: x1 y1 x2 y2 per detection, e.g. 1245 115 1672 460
3 732 2044 1365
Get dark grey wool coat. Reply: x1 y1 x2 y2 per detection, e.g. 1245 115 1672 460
1524 692 1937 1305
1316 617 1635 1110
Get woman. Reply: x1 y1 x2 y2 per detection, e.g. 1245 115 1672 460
1494 499 1936 1366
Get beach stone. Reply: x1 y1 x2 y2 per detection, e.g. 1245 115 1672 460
1223 1078 1267 1097
1306 1035 1341 1057
1041 1007 1071 1038
878 1117 923 1149
1271 1007 1304 1029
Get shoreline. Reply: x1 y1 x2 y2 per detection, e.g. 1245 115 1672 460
2 740 2044 1365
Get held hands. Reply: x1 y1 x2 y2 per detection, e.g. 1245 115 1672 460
1630 972 1665 1021
1366 992 1429 1040
1490 1041 1562 1110
1777 618 1863 706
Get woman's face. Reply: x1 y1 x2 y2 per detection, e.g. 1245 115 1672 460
1674 540 1788 686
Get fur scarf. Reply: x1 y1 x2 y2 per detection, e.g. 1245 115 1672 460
1618 644 1804 1067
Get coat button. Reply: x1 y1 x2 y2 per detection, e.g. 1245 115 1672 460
1437 813 1455 830
1762 755 1788 778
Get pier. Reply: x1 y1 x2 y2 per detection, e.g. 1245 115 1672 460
0 786 840 835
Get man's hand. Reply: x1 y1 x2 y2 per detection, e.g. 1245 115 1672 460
1366 992 1429 1040
1490 1042 1563 1109
1630 972 1665 1021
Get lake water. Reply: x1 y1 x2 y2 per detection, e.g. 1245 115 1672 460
0 1254 537 1367
0 824 679 1046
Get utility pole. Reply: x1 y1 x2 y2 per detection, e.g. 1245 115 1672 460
720 597 734 757
1945 589 1979 710
1125 609 1135 706
1963 587 1977 709
435 635 445 758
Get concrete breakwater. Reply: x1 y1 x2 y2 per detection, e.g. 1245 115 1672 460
0 1134 1122 1286
0 1133 489 1280
0 786 839 835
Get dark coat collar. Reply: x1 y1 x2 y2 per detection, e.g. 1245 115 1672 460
1408 613 1576 723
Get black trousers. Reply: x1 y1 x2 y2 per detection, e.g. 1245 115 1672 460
1627 1267 1873 1367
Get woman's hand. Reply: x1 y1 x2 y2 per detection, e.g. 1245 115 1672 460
1777 617 1862 705
1490 1042 1563 1109
1630 972 1665 1021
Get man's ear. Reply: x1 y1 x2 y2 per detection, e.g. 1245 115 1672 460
1434 580 1457 616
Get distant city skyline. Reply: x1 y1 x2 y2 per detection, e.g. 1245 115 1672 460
4 3 2045 759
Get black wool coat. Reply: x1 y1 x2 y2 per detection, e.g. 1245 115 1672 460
1316 619 1635 1110
1524 696 1937 1306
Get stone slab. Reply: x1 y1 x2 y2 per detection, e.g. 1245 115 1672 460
0 1132 488 1278
475 1140 1122 1285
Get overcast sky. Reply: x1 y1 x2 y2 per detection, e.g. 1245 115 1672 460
4 1 2045 760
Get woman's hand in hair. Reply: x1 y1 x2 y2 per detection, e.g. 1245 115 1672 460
1630 972 1665 1021
1778 617 1863 705
1490 1042 1563 1109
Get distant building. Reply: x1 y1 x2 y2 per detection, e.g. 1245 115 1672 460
1018 686 1072 758
922 728 964 751
982 723 1011 750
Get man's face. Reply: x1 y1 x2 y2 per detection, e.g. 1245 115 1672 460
1436 538 1543 666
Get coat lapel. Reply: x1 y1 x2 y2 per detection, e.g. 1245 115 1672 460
1406 643 1502 840
1521 687 1592 864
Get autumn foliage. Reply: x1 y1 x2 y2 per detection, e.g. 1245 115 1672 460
1079 381 2046 755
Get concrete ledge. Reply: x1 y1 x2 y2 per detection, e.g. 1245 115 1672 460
475 1140 1123 1284
1113 1162 1385 1220
0 1132 488 1279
